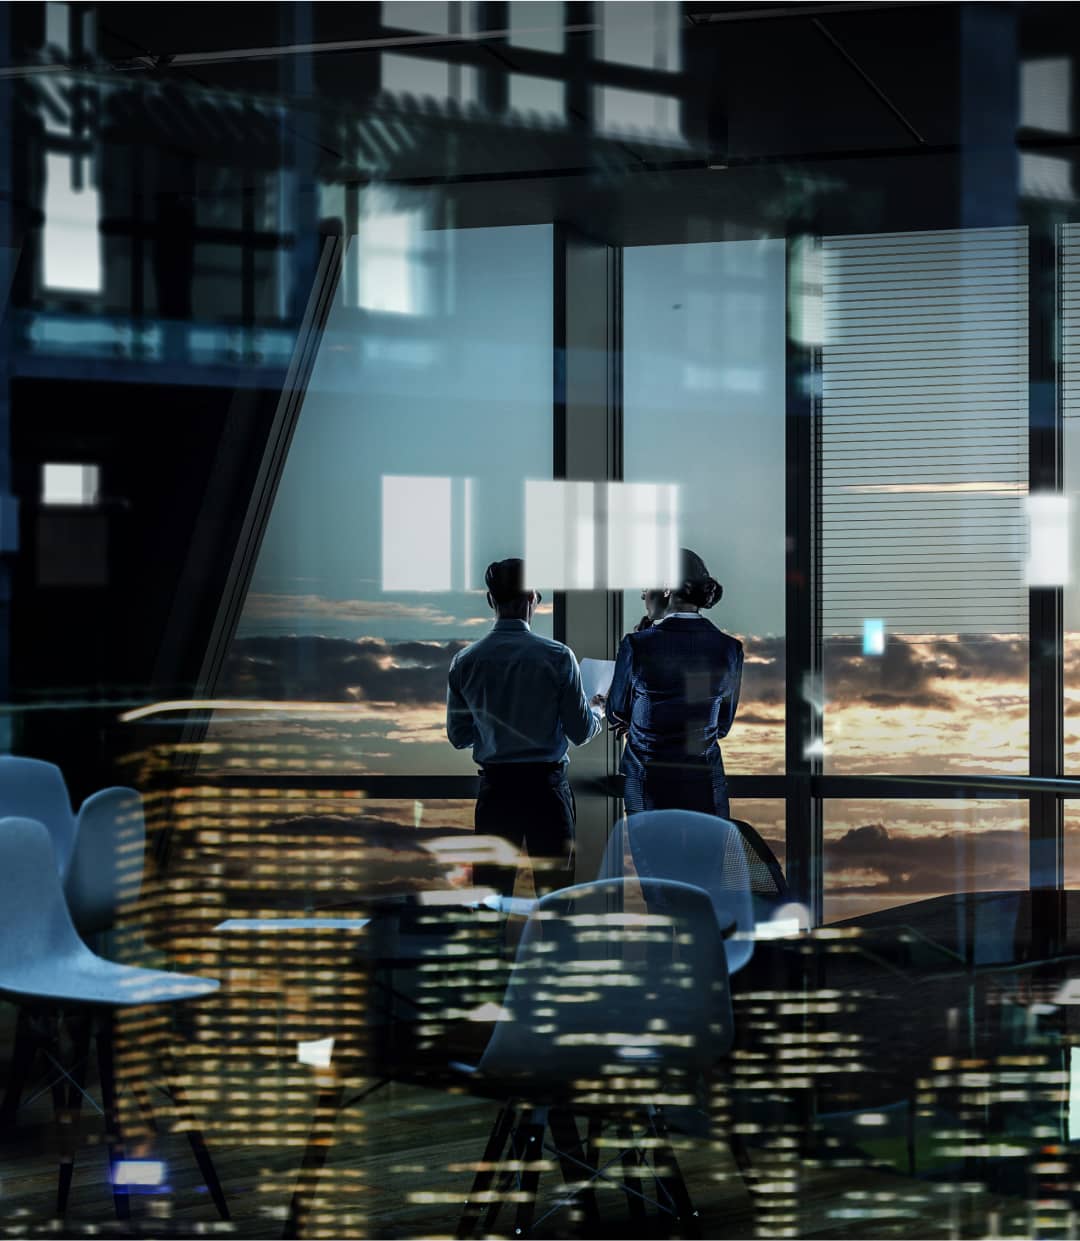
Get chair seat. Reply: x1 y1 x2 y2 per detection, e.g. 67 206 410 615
0 948 218 1007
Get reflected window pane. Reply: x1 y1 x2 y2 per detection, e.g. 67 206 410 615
381 52 479 106
509 0 564 52
382 1 450 33
597 0 680 71
595 85 680 139
508 74 565 122
1021 57 1071 132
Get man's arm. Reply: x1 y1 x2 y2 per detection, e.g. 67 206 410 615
560 652 602 747
446 658 476 750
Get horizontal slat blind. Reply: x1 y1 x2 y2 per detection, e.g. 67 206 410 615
1062 223 1080 420
822 226 1029 637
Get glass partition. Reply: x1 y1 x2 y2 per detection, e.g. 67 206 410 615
202 217 554 775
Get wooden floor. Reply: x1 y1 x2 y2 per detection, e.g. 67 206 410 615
0 1013 1048 1241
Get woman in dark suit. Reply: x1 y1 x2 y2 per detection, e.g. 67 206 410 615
606 549 743 818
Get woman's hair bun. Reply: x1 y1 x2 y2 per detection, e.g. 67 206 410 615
677 549 722 609
700 576 723 608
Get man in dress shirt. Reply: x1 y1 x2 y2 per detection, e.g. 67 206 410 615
446 558 602 895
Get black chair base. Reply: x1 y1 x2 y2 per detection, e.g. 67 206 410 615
1 1003 229 1222
456 1101 729 1239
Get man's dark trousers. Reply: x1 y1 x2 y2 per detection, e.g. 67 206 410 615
473 762 575 896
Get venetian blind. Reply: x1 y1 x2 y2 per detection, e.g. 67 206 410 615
821 226 1029 637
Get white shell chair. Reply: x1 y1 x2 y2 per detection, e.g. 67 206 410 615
0 816 225 1220
65 786 147 943
0 755 77 876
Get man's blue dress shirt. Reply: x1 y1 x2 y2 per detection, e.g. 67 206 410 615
446 619 601 767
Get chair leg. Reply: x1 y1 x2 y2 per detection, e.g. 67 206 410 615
548 1108 600 1229
56 1014 93 1218
95 1014 130 1221
1 1006 37 1124
728 1131 755 1193
512 1107 547 1239
161 1058 229 1220
906 1094 917 1176
457 1102 516 1239
619 1121 648 1226
284 1086 344 1240
650 1109 700 1239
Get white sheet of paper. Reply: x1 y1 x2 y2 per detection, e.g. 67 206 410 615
580 657 615 702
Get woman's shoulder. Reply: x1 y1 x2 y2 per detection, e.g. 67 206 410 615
702 621 743 652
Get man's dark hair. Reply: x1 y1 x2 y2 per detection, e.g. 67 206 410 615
485 558 530 606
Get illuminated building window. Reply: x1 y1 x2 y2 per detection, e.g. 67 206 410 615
509 0 564 53
42 462 99 507
508 74 565 122
43 152 102 294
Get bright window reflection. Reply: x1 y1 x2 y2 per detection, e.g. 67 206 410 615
382 476 453 592
1020 57 1071 132
43 153 102 293
525 480 595 590
606 483 679 590
356 191 432 315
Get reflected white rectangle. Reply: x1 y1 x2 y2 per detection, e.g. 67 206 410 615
43 152 101 293
298 1037 335 1068
382 475 452 591
1026 493 1071 587
113 1160 166 1187
525 480 595 589
42 462 99 506
606 482 679 589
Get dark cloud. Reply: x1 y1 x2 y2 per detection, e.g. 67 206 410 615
825 638 955 711
219 635 469 704
734 634 785 705
826 821 1026 896
733 711 784 726
823 633 1027 712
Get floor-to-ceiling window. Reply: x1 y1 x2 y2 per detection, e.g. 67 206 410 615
819 226 1031 919
623 238 787 861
